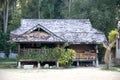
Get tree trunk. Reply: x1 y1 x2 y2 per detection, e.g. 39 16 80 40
68 0 71 18
104 48 110 69
38 0 41 19
103 40 116 69
104 51 112 69
3 0 9 33
109 52 112 67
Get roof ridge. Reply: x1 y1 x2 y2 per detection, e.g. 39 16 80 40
21 18 90 20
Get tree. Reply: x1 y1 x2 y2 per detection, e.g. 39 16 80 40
103 29 118 69
70 0 117 35
3 0 9 33
0 0 17 33
20 0 40 18
53 0 64 18
38 0 42 18
68 0 71 18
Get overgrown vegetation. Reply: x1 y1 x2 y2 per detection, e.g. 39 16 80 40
17 48 76 67
58 49 76 67
18 48 60 61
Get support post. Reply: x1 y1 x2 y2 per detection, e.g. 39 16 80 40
17 61 21 69
18 43 21 56
77 61 79 67
38 62 41 69
95 45 99 67
116 38 118 58
92 60 95 66
96 57 99 67
56 62 59 68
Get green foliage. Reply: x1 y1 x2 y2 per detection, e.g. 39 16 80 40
53 0 65 18
41 0 65 18
98 45 105 63
18 48 76 67
17 50 37 60
0 31 18 53
17 48 60 61
108 29 118 42
40 0 55 18
71 0 117 35
58 49 76 67
0 32 10 53
62 42 69 48
37 48 60 61
8 11 21 32
20 0 40 18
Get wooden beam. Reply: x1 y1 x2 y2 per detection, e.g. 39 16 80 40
95 45 99 67
18 43 21 56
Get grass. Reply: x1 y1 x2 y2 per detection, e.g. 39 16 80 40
0 58 17 62
112 65 120 68
0 63 17 69
101 65 120 72
0 58 17 69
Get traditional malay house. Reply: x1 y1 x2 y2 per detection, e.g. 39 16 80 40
10 19 106 68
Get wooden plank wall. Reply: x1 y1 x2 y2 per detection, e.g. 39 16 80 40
69 44 96 59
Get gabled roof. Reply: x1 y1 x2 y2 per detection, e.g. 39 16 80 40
23 24 65 41
10 19 106 44
11 24 65 42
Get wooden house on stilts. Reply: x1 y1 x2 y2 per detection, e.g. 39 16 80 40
10 19 106 68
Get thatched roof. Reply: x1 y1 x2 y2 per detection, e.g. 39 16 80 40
10 19 106 44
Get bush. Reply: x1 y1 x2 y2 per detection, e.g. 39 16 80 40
58 49 76 67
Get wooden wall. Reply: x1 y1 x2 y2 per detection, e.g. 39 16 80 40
69 44 96 59
116 39 120 59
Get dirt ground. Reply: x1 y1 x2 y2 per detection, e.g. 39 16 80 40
0 67 120 80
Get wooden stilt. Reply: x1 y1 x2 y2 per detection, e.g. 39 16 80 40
95 45 99 67
77 61 79 67
38 62 41 69
17 61 21 69
56 62 59 68
18 43 21 56
92 60 95 66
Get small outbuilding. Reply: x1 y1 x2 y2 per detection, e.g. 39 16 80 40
116 21 120 64
10 19 106 68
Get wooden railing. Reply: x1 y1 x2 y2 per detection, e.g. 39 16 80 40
76 53 96 60
20 49 52 56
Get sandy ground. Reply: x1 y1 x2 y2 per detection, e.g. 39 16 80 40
0 67 120 80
